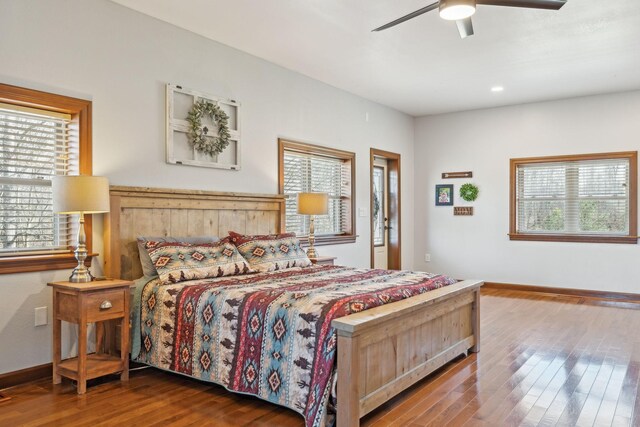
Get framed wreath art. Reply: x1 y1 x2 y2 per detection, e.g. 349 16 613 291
166 84 241 170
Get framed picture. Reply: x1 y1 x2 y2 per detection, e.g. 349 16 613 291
436 184 454 206
166 84 241 170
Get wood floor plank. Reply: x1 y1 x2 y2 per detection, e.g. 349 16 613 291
614 361 640 423
2 288 640 427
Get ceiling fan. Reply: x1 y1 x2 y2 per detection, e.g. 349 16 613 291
373 0 567 39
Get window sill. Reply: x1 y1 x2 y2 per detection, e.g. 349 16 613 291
509 233 637 244
0 253 96 275
298 235 357 247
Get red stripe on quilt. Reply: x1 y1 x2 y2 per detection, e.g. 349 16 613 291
171 284 211 375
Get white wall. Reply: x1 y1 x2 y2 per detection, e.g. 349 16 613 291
0 0 415 373
414 90 640 293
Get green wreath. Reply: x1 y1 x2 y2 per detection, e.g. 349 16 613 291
460 183 479 202
186 100 231 156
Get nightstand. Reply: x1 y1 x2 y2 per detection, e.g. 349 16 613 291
310 256 337 266
48 279 133 394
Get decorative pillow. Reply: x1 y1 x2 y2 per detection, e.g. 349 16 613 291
145 241 253 284
137 236 219 278
227 231 311 273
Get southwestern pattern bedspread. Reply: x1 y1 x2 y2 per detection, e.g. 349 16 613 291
134 265 457 427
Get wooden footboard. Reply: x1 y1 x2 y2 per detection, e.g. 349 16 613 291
331 279 483 427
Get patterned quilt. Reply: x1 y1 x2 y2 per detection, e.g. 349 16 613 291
133 265 456 427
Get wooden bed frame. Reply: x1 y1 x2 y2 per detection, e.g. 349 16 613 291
103 185 483 427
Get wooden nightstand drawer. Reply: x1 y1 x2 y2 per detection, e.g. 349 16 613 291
84 289 125 322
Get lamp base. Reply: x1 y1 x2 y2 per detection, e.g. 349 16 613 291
306 247 319 259
69 213 94 283
69 264 94 283
306 216 319 259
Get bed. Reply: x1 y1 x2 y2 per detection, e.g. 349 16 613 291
104 185 483 427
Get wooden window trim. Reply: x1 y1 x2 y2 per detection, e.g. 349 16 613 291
0 83 93 274
509 151 638 244
278 138 356 246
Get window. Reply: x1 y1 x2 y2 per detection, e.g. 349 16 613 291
510 152 637 244
278 139 355 245
0 84 92 273
0 105 75 254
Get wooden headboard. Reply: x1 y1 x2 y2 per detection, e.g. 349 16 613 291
103 186 286 280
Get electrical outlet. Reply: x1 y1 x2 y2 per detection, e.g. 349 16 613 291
424 253 431 262
35 306 48 326
358 207 367 217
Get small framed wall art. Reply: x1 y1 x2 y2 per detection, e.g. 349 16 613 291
442 171 473 179
435 184 454 206
454 206 474 216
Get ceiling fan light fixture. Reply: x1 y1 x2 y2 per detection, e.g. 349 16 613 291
439 0 476 21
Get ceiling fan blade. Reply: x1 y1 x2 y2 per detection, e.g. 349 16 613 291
476 0 566 10
456 18 474 38
372 2 439 32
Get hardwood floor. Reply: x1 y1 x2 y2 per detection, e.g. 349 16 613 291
2 288 640 426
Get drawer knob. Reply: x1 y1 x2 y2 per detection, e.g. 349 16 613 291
100 300 113 310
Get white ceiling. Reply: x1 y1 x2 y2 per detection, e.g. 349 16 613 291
112 0 640 116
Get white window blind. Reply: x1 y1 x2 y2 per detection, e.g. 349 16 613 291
516 158 630 236
0 105 77 255
283 149 352 237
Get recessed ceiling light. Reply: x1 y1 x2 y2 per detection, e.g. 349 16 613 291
491 86 504 93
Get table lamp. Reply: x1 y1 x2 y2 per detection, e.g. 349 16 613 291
52 175 110 283
297 192 328 259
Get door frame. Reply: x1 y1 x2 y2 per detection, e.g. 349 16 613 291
370 148 401 269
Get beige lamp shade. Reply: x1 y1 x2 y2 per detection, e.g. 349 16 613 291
297 192 328 215
52 175 110 214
